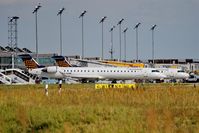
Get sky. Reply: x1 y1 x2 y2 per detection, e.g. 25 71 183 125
0 0 199 60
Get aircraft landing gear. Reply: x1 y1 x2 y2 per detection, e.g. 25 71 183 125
111 80 117 84
81 79 87 83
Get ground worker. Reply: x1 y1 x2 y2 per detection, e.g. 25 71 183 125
58 79 62 94
45 82 48 96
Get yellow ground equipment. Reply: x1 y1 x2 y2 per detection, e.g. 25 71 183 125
95 83 137 89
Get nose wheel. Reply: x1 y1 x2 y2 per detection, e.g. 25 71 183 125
111 80 117 84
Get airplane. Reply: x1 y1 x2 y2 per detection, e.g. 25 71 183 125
19 54 166 83
51 55 166 83
53 56 189 80
96 59 189 80
156 68 189 79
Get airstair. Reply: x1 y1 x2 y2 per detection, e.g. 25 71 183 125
0 68 37 84
0 72 12 84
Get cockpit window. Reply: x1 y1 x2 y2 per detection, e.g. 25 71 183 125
152 70 160 73
177 70 185 73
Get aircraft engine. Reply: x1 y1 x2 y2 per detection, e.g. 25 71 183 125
42 66 57 73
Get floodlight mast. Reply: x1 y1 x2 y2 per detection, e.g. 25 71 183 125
79 10 87 59
134 22 141 62
57 7 65 55
9 16 19 22
117 18 124 61
99 16 107 60
9 16 19 48
123 28 128 61
33 3 41 62
109 26 116 60
150 24 157 65
8 16 19 69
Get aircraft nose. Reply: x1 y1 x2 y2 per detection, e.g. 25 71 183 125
184 73 190 79
177 73 189 79
156 73 166 79
160 73 167 79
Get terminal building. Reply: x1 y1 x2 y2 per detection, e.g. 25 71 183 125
0 46 56 70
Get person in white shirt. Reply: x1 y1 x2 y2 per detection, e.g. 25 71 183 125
45 82 48 96
58 79 62 94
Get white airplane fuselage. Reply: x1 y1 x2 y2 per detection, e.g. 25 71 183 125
156 68 189 79
28 66 166 80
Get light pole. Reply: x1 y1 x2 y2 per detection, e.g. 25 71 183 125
57 7 65 55
33 3 41 62
79 10 87 59
134 22 141 62
117 18 124 61
123 28 128 61
99 16 107 60
150 24 157 65
109 26 115 60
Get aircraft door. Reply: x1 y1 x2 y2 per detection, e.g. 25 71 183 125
144 71 148 79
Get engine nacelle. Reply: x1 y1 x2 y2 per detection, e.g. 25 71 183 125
42 66 57 73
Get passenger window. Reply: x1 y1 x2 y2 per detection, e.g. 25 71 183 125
152 70 159 72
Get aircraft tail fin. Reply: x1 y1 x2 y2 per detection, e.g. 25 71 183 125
52 56 72 67
18 54 44 69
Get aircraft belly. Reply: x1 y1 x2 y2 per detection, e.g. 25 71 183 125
71 74 98 79
40 72 63 79
100 73 133 80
